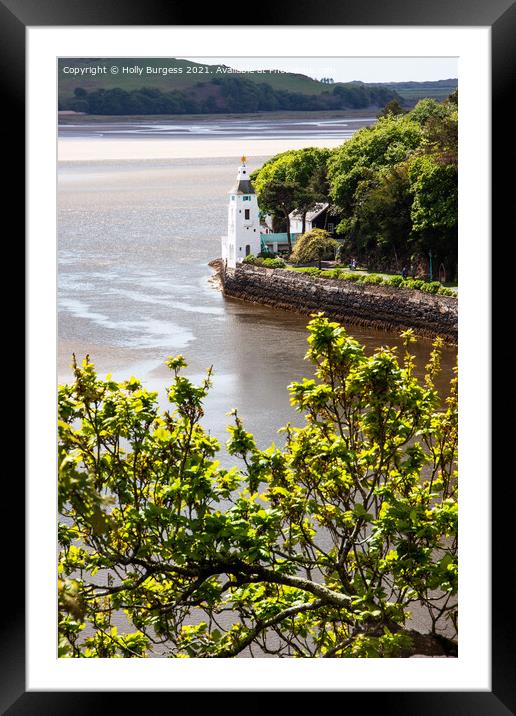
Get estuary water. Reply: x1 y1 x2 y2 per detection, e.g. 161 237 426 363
58 116 456 456
57 115 458 652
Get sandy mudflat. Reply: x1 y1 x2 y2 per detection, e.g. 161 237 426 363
58 137 345 162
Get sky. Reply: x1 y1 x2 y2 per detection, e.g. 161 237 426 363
184 57 458 83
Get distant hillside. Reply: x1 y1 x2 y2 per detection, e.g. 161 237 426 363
58 58 328 97
372 79 458 103
58 58 457 115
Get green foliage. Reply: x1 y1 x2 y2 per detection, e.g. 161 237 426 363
290 266 322 276
251 148 332 249
351 163 413 258
360 273 384 285
339 272 363 282
243 255 286 269
290 229 338 265
377 99 406 118
262 257 286 269
409 155 458 235
420 281 442 295
288 267 456 298
252 148 332 196
326 97 458 278
403 278 425 290
247 96 457 279
387 275 405 287
446 89 458 106
327 114 423 209
409 98 452 126
335 243 345 263
58 319 458 658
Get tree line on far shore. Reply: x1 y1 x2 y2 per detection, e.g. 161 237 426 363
59 77 403 115
251 93 458 281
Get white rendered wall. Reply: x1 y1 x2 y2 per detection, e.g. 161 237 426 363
224 193 261 267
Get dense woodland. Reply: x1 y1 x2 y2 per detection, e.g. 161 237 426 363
59 77 403 115
252 93 458 281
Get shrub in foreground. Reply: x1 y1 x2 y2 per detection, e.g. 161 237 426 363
420 281 442 295
242 254 286 269
58 316 458 658
262 257 286 269
290 229 338 265
291 266 322 276
387 275 405 288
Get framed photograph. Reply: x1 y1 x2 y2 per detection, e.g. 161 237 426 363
6 0 509 709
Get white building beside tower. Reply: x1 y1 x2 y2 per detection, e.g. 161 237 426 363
221 156 261 268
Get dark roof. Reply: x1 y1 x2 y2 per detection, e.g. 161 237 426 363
289 202 329 221
229 179 255 195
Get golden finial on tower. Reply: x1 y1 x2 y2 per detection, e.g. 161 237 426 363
241 155 247 163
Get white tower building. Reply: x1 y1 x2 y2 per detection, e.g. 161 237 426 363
221 156 261 268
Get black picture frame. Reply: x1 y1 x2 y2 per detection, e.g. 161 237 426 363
6 0 509 711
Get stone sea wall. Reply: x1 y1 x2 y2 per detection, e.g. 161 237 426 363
214 261 457 342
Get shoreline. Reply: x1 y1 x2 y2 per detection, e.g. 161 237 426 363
58 108 379 124
213 260 458 344
57 110 377 162
58 136 346 162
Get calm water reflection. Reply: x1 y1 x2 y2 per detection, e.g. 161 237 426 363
58 153 456 459
58 133 457 654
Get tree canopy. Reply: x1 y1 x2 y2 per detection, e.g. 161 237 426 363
251 148 332 195
251 95 458 277
252 149 332 245
327 114 424 210
377 99 406 118
58 316 458 658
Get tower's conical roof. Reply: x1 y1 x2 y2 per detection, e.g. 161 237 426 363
229 157 255 195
